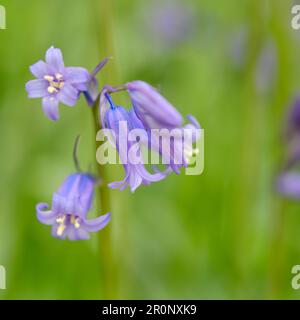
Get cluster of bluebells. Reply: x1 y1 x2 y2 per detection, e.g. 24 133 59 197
277 97 300 198
100 82 200 192
26 46 201 240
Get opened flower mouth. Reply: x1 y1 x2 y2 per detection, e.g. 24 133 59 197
36 173 111 241
44 73 65 94
25 46 90 121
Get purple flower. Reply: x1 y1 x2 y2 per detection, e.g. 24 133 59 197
143 0 195 49
25 46 90 121
36 173 111 240
101 91 166 192
277 173 300 199
254 40 277 96
126 81 201 173
126 81 183 130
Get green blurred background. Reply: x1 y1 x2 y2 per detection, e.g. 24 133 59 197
0 0 300 299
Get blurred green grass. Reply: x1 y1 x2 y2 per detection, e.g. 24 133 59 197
0 0 299 299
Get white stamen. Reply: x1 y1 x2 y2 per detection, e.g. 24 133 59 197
57 224 66 236
44 75 54 82
55 73 63 80
47 86 58 94
56 215 66 236
70 215 81 229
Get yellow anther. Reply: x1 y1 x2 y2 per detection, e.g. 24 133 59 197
70 214 81 229
50 81 64 89
56 214 66 236
44 75 54 82
74 219 80 229
56 215 65 224
47 86 58 94
57 224 66 236
58 81 65 89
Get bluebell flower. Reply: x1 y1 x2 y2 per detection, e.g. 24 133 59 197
126 80 201 173
25 46 90 121
254 40 277 96
36 173 111 240
278 173 300 199
143 0 195 50
100 89 166 192
126 80 183 129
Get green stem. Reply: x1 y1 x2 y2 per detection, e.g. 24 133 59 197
92 98 115 299
91 0 119 299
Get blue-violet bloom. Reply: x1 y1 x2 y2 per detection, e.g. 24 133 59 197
126 81 201 173
26 46 89 121
126 80 183 130
277 172 300 199
101 90 166 192
36 173 111 240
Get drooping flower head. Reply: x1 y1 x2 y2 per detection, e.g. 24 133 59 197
100 89 166 192
99 82 201 191
25 46 90 121
126 80 183 129
126 80 201 173
36 173 111 240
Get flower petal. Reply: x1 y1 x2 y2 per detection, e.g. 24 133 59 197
277 173 300 199
65 67 89 84
29 60 49 78
74 228 90 240
42 97 60 121
57 83 78 106
91 57 111 78
36 203 56 225
45 46 64 72
129 167 143 192
83 77 99 106
26 79 48 98
83 212 111 232
108 165 131 190
184 115 201 142
137 164 166 182
127 81 183 129
51 224 68 240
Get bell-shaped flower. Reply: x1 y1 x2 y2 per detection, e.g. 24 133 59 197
25 46 90 121
126 80 183 129
36 173 111 240
126 81 201 173
100 91 166 192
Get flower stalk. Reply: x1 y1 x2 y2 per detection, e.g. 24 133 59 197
92 97 116 299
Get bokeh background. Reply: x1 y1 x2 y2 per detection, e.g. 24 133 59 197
0 0 300 299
